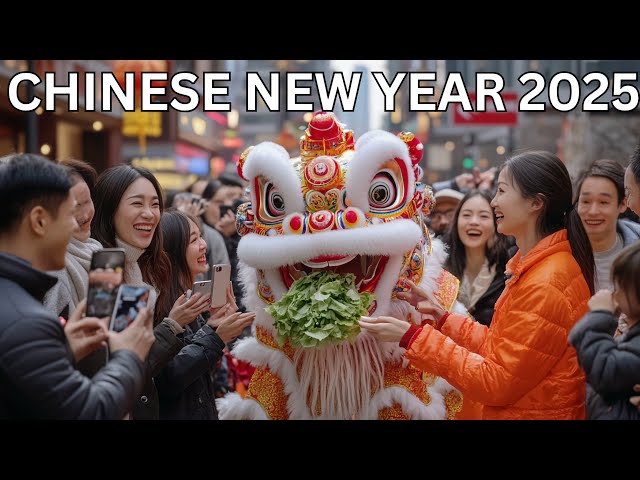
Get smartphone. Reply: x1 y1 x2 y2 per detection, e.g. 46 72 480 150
211 264 231 308
86 248 125 318
109 284 151 333
173 192 202 207
219 204 234 218
189 280 212 300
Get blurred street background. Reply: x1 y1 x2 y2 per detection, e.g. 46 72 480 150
1 59 639 194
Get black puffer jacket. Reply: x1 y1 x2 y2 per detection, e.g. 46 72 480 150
0 253 145 419
569 309 640 420
155 315 225 420
130 322 183 420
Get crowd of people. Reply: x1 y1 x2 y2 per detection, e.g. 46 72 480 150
1 135 640 420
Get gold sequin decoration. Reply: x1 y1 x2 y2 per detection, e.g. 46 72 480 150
444 390 463 420
421 371 437 386
245 367 289 420
378 403 410 420
383 361 431 406
255 325 295 361
435 270 461 312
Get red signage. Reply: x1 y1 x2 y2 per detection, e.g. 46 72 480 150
452 91 519 126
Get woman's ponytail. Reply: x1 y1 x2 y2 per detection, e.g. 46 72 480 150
565 205 595 294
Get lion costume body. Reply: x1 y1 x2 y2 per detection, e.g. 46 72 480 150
217 112 466 420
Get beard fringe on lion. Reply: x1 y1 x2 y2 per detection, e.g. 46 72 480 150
217 111 467 420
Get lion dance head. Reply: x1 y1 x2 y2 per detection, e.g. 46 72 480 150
219 111 462 420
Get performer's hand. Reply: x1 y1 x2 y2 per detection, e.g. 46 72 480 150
359 316 411 343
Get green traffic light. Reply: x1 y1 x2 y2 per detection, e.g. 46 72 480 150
462 157 475 169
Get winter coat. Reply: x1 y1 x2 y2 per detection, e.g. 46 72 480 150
405 230 590 420
155 315 226 420
130 322 183 420
0 252 145 419
618 218 640 247
569 310 640 420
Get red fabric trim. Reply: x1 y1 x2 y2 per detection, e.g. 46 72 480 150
400 325 423 349
436 312 450 331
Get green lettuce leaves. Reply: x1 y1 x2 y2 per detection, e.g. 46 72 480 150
266 271 375 348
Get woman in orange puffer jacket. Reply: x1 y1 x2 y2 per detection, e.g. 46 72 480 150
360 151 595 420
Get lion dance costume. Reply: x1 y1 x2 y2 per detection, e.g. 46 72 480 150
218 112 466 419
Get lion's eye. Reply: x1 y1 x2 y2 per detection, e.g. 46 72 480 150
257 181 286 223
368 168 404 213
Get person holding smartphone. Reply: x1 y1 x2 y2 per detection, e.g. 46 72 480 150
0 154 156 419
154 209 255 419
92 165 186 420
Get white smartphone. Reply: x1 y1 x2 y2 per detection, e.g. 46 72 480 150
189 280 212 300
211 264 231 308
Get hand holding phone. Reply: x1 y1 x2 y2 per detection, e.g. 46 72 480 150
169 283 212 327
64 298 109 363
174 193 205 217
211 264 232 309
86 249 125 318
109 285 151 333
107 306 155 363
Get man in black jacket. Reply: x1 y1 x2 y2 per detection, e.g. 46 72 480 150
0 153 155 419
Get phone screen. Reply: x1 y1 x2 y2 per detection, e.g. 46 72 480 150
110 285 150 332
86 249 125 318
219 204 233 218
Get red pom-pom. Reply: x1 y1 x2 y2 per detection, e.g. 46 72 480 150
345 210 357 224
290 216 302 231
307 111 342 141
398 132 423 165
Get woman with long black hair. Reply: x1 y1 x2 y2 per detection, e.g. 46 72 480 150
361 151 594 420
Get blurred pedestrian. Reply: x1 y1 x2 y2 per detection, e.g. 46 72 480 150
431 167 496 194
360 151 594 420
429 189 464 238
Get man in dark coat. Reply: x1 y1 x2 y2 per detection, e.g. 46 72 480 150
0 154 155 419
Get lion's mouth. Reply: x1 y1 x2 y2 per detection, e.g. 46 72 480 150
279 254 389 294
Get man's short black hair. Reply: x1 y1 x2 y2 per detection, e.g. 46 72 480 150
0 153 72 234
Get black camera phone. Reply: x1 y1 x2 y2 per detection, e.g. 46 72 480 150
86 248 125 318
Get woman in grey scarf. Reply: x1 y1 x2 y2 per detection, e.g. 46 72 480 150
44 158 102 319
